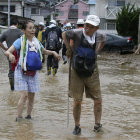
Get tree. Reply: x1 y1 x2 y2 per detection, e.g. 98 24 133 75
116 3 139 44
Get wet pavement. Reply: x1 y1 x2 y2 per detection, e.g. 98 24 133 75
0 50 140 140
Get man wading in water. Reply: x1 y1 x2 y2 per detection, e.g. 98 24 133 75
0 18 23 90
62 15 106 135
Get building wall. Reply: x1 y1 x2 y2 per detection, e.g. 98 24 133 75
93 0 140 30
0 0 44 24
31 15 44 25
78 1 89 19
95 0 106 18
25 6 31 18
56 0 89 24
0 1 22 16
55 0 73 23
89 5 96 15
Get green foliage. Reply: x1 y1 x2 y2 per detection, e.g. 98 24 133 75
116 3 139 44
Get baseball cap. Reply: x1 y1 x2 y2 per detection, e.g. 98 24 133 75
50 20 56 25
77 19 84 25
38 22 45 26
85 15 100 26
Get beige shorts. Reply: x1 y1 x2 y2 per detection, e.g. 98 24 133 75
69 66 102 101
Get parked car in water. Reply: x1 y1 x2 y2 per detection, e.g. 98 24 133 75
102 34 135 54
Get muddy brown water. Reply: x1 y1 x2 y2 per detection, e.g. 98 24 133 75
0 50 140 140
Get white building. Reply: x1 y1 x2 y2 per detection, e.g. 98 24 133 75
0 0 45 25
88 0 140 33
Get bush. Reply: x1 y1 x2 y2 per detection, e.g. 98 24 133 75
116 3 139 44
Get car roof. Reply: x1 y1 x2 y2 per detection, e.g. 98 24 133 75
106 33 124 39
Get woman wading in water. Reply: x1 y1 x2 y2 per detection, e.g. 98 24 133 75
5 20 61 121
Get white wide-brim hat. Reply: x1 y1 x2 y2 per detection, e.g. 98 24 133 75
85 15 100 26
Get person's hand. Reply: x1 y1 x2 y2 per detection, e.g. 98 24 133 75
66 48 72 58
9 53 16 63
53 51 61 61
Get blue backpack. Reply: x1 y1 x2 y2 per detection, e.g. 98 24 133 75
26 46 42 71
72 34 96 77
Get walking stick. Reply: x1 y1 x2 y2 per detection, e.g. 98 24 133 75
67 57 71 128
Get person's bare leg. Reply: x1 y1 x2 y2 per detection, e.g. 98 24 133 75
72 99 82 135
94 99 102 132
73 100 82 126
94 99 102 124
27 92 35 117
17 91 28 118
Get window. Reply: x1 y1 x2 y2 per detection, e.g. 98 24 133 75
71 4 78 9
83 11 89 16
108 0 125 7
116 0 125 6
0 5 15 12
11 6 15 12
107 23 116 30
31 8 40 15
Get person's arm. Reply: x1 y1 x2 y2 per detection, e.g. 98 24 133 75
0 32 8 51
96 32 106 54
5 45 16 63
97 41 105 54
0 42 8 51
42 48 61 60
62 31 74 58
62 32 70 49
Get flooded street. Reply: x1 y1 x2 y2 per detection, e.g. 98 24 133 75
0 50 140 140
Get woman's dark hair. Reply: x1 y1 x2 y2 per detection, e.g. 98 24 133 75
22 20 34 30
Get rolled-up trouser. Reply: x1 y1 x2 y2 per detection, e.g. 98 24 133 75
8 60 14 78
47 49 59 69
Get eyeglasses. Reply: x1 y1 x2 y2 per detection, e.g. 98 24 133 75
84 24 95 29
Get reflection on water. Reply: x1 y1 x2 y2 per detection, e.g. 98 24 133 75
0 52 140 140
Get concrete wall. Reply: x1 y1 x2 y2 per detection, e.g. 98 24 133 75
95 0 106 18
89 5 96 15
31 15 44 25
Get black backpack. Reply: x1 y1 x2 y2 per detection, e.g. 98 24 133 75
46 30 60 51
72 34 96 77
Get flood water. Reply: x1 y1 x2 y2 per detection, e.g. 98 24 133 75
0 50 140 140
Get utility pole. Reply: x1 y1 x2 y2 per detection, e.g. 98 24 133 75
8 0 10 27
22 0 25 17
138 11 140 44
